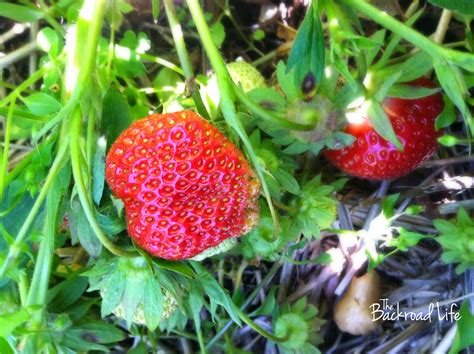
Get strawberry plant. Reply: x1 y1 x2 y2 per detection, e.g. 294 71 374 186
0 0 473 353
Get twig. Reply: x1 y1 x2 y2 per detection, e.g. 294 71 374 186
0 42 37 69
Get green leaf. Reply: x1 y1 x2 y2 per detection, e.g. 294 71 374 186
0 337 14 354
121 277 144 327
449 301 474 353
143 277 164 331
274 169 300 195
0 307 29 337
210 21 225 48
190 263 241 325
92 137 107 206
73 322 126 343
247 87 287 113
37 27 63 58
367 99 403 150
287 0 325 92
69 200 103 258
49 275 89 311
100 271 126 317
365 30 385 67
433 59 473 135
24 93 63 116
382 194 399 219
395 52 433 83
101 86 132 147
151 258 194 278
387 84 441 99
428 0 474 14
372 71 401 102
435 97 456 130
277 61 298 102
0 3 43 22
254 287 277 316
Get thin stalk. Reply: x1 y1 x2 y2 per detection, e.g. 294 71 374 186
193 317 207 354
0 94 16 199
18 271 29 306
432 9 452 44
164 0 210 118
140 53 184 75
106 0 117 78
70 109 136 257
164 0 194 78
0 41 37 69
25 165 66 351
0 142 69 278
234 307 288 343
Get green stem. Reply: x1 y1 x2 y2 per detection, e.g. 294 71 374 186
0 141 69 278
234 307 288 343
19 271 29 306
24 164 66 351
193 317 207 354
75 0 107 87
164 0 194 78
0 94 16 199
140 53 184 75
106 0 117 79
70 109 136 258
341 0 474 71
164 0 210 118
186 0 280 238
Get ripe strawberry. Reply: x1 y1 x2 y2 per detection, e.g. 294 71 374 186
324 78 444 180
106 111 260 260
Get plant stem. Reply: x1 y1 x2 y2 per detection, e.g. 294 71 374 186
70 109 136 257
186 0 280 238
164 0 194 79
433 9 452 45
0 94 16 199
140 53 184 75
25 164 67 351
164 0 210 118
234 307 288 343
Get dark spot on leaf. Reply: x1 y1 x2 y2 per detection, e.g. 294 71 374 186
81 332 99 343
302 72 316 96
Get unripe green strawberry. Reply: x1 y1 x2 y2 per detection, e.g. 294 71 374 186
227 61 266 92
109 288 177 325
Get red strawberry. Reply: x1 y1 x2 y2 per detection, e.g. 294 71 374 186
324 78 444 180
106 111 260 260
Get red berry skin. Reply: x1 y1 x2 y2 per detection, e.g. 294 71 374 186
324 78 445 180
106 111 260 260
